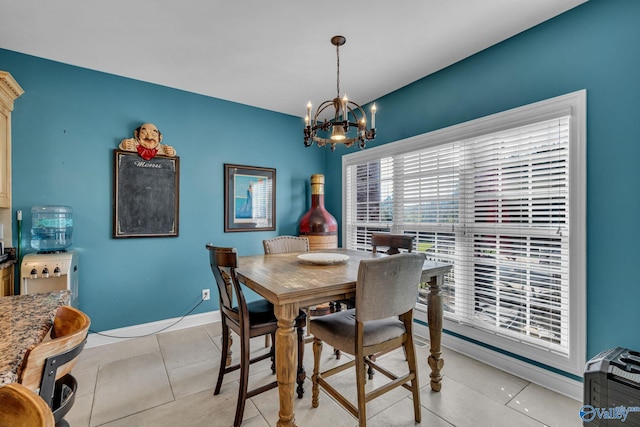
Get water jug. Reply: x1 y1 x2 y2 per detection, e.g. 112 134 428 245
30 205 73 252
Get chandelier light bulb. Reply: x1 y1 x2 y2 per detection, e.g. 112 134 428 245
371 103 377 129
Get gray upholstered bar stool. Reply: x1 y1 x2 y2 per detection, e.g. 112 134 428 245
310 252 426 427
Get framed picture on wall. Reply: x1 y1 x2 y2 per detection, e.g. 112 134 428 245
224 164 275 232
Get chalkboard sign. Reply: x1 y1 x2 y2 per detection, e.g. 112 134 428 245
113 150 180 238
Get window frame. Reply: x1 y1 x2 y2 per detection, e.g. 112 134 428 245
342 90 586 375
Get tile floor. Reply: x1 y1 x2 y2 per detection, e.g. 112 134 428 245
65 322 583 426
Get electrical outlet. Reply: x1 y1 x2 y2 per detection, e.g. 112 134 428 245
202 289 210 301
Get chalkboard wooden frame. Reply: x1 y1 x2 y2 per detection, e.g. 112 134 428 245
224 164 275 232
113 150 180 238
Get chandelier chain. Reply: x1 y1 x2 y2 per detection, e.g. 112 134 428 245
336 42 340 98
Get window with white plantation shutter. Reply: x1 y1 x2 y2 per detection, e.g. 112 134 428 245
343 91 586 375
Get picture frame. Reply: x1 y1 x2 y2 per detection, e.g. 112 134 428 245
224 164 275 232
113 150 180 238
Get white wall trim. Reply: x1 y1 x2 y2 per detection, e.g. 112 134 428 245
86 310 221 348
414 322 583 401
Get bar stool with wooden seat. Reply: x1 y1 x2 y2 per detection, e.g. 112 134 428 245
206 245 307 427
19 305 91 427
310 252 426 427
0 383 55 427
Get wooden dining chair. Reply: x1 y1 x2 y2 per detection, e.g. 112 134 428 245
206 245 307 427
371 233 415 255
19 305 91 427
0 383 55 427
310 252 426 427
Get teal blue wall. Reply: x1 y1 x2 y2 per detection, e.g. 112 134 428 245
3 0 638 362
325 0 640 360
0 49 324 332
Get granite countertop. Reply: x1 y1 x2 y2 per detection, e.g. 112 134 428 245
0 259 16 269
0 290 71 385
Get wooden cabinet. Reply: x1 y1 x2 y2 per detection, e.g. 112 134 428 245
0 264 14 296
0 72 23 209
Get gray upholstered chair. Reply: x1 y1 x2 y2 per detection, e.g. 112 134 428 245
310 252 426 427
262 235 309 254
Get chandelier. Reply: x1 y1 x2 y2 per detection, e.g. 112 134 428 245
304 35 376 151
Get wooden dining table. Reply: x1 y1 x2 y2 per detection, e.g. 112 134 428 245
236 248 452 427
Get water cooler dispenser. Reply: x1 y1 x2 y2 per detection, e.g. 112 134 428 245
20 205 79 307
21 251 79 307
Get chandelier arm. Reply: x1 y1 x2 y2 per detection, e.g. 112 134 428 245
312 100 337 126
312 136 329 148
344 100 369 127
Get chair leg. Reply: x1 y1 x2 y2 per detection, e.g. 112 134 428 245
404 331 422 423
367 354 376 379
226 326 233 367
214 322 230 395
311 338 322 408
305 308 311 337
296 320 306 399
355 349 367 427
233 331 251 427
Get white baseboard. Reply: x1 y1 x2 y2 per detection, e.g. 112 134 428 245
413 322 583 401
86 310 221 348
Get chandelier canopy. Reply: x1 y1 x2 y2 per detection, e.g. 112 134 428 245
304 35 376 151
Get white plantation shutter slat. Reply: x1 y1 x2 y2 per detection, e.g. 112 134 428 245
344 104 579 372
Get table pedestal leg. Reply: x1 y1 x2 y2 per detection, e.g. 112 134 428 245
427 274 444 391
274 303 299 427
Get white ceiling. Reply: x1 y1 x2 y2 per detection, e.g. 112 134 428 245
0 0 587 118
